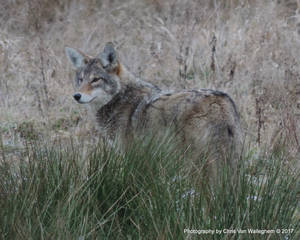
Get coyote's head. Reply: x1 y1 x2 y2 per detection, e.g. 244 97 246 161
65 43 121 107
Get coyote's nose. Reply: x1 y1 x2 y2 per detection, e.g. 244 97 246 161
73 93 81 101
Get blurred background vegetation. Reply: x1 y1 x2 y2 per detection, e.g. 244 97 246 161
0 0 300 161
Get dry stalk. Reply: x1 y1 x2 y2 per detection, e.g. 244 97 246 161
26 0 50 119
210 34 216 73
31 85 44 119
285 108 300 152
255 97 263 146
38 37 50 113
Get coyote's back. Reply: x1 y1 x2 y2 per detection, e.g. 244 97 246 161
66 43 242 180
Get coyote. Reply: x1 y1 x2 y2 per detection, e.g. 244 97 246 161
66 43 242 179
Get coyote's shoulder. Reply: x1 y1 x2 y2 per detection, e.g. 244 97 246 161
66 43 242 179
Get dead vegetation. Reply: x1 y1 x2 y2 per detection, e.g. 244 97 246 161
0 0 299 163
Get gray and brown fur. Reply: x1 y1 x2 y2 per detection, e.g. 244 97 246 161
66 43 242 181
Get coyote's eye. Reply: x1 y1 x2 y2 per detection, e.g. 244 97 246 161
91 77 101 83
78 78 83 84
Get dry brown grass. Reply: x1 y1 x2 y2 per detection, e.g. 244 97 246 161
0 0 299 163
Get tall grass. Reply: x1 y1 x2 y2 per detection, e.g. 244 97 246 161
0 136 299 239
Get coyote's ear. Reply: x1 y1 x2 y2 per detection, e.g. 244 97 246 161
99 42 118 72
65 47 86 69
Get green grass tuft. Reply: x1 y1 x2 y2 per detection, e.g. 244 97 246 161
0 136 299 239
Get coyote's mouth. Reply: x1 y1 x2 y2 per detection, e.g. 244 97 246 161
73 93 96 104
78 96 96 104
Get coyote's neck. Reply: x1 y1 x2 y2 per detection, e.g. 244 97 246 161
94 64 161 140
95 83 151 140
118 64 135 84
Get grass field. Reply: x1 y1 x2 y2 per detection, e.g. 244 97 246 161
1 0 299 157
0 0 300 239
0 136 299 239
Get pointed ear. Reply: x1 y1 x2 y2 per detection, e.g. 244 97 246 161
65 47 86 69
99 42 118 71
